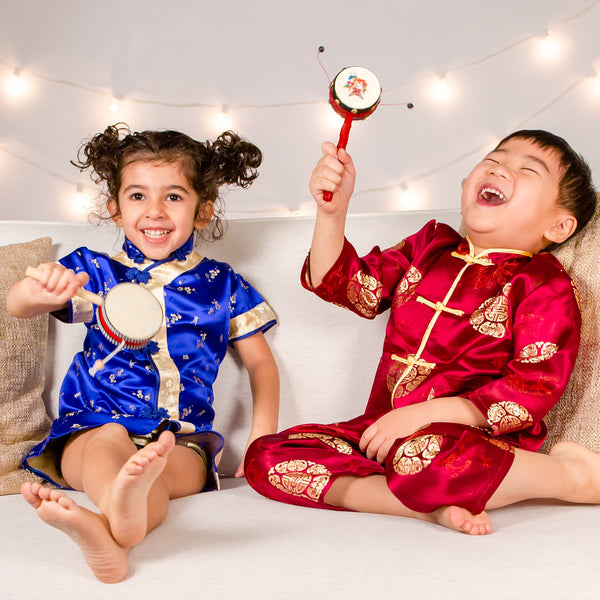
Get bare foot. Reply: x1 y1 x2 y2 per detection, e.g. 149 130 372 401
549 441 600 503
429 505 493 535
104 430 176 547
21 482 128 583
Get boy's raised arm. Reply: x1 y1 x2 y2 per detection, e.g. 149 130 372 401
307 142 356 288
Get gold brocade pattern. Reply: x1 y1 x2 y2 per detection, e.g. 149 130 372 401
394 266 422 306
288 433 353 455
347 271 382 317
268 460 331 502
112 250 206 421
487 401 533 435
387 356 434 400
229 302 277 341
487 438 514 452
392 434 443 475
519 342 558 363
470 283 511 339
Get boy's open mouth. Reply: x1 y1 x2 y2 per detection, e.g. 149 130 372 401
478 186 507 206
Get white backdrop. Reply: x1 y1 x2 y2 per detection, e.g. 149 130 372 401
1 0 599 223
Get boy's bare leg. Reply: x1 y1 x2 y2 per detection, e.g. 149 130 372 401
324 475 492 535
486 441 600 509
21 482 128 584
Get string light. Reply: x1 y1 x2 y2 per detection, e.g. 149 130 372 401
5 67 27 99
213 104 233 130
428 72 456 104
109 96 122 112
535 30 564 62
0 0 599 218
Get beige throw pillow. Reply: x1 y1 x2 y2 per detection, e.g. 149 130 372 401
543 206 600 452
0 237 52 494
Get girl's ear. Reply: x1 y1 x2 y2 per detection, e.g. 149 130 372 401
107 199 122 227
194 201 214 230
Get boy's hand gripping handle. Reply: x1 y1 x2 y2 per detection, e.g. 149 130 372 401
322 113 354 202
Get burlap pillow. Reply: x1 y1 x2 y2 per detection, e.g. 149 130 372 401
0 237 52 494
542 206 600 452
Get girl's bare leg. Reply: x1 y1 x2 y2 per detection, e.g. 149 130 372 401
22 424 207 581
324 475 492 535
21 482 129 584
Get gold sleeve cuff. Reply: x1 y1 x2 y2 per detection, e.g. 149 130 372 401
229 301 277 341
71 295 94 323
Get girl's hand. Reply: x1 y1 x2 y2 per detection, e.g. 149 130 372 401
309 142 356 213
29 262 90 303
235 427 272 478
7 262 90 318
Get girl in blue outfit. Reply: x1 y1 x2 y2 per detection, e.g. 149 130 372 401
7 124 279 583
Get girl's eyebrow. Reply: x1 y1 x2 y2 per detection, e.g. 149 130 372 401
121 184 191 193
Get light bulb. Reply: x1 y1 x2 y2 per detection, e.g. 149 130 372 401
536 31 563 62
428 73 455 104
5 67 27 99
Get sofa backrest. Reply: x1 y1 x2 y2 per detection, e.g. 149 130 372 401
0 211 461 475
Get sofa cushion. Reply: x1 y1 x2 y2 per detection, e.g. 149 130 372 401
543 206 600 452
0 237 52 494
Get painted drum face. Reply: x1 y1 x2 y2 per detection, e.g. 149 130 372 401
329 66 381 119
98 283 163 348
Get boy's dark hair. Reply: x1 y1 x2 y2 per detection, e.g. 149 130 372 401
497 130 596 246
72 123 262 241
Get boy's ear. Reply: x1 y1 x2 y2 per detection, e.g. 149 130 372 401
545 214 577 245
107 199 122 227
194 201 214 230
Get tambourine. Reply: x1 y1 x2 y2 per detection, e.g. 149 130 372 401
26 267 163 376
324 66 382 201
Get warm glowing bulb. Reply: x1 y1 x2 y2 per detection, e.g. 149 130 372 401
109 97 121 112
5 67 27 98
536 31 563 61
213 105 233 130
396 183 420 210
429 73 455 104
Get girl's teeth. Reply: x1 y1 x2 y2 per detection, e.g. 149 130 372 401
144 230 169 238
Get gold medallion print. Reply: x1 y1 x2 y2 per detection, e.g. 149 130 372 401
470 283 511 338
268 460 331 502
392 434 443 476
519 341 558 363
347 271 382 317
394 266 422 307
387 358 433 400
288 433 353 455
487 401 533 435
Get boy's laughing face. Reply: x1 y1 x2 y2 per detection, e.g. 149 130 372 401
461 137 576 255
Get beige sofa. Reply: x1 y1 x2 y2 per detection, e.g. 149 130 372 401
1 211 599 599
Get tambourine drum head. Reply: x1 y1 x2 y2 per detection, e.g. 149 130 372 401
330 66 381 119
103 283 163 342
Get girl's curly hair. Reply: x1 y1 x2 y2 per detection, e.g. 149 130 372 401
72 123 262 241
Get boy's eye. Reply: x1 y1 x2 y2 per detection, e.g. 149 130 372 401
130 193 144 201
484 157 499 164
166 194 181 202
521 167 539 175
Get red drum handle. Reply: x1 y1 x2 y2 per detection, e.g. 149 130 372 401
323 113 354 202
25 266 103 306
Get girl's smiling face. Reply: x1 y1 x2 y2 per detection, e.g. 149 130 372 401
461 137 576 255
109 159 212 261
